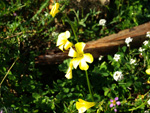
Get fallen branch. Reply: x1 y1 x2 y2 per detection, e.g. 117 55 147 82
35 22 150 65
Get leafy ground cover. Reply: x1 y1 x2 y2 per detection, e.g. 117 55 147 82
0 0 150 112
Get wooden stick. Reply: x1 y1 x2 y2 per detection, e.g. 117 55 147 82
35 22 150 65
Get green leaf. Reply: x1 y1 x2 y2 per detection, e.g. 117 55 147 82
126 80 133 87
58 59 71 73
122 46 127 53
32 93 40 99
103 87 110 96
107 55 113 61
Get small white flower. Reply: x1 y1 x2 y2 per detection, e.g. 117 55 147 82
22 34 27 38
146 31 150 38
113 71 123 81
99 19 106 26
45 12 48 17
138 47 145 52
113 54 120 61
139 53 143 56
125 37 133 47
52 32 58 37
144 110 149 113
143 40 149 46
99 55 103 61
147 99 150 105
130 59 137 65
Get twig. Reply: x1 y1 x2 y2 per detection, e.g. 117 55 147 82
0 57 19 88
0 30 36 40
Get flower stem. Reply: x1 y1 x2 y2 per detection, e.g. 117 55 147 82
85 70 94 101
128 90 150 111
70 23 78 42
65 15 78 42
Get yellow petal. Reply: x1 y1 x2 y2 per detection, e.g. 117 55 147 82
50 3 59 17
54 3 59 10
56 31 71 51
146 68 150 75
75 42 85 54
76 99 95 113
65 31 70 39
65 70 72 79
79 59 89 70
78 107 86 113
72 58 81 69
65 61 73 79
58 44 64 51
64 41 73 50
57 32 67 46
68 47 77 57
51 10 59 17
147 80 150 84
83 53 94 63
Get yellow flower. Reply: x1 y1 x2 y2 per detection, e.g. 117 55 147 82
65 60 73 79
68 42 94 70
146 68 150 75
147 80 150 84
76 99 96 113
56 31 73 51
50 3 59 17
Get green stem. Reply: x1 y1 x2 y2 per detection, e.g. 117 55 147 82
128 90 150 111
128 100 147 111
146 50 150 68
65 15 78 42
30 0 49 21
70 23 78 42
85 70 94 101
0 56 19 88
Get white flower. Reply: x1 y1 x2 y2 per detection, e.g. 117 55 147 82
99 19 106 26
99 55 103 61
113 54 120 61
125 37 133 47
144 110 149 113
52 32 58 37
22 34 27 38
138 47 145 52
146 31 150 38
113 71 123 81
130 59 137 65
45 12 48 17
147 99 150 105
143 40 149 46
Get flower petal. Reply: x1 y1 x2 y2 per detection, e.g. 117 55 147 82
110 99 113 102
55 3 59 9
146 68 150 75
50 3 59 17
57 33 67 46
68 47 77 57
110 103 114 107
65 31 70 39
64 41 73 50
76 99 95 113
83 53 94 63
78 107 87 113
65 69 72 79
75 42 85 54
65 61 73 79
58 44 64 51
116 101 121 106
115 97 119 101
79 59 89 70
72 58 81 69
114 108 117 112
